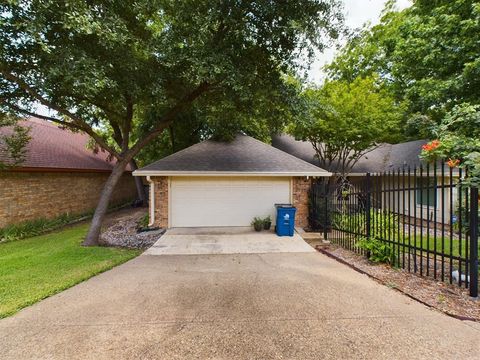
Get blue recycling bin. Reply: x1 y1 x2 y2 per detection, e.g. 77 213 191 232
275 204 296 236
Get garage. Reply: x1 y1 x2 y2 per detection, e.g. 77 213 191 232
170 176 291 227
134 134 330 229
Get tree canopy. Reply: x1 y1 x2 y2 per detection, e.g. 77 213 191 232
322 0 480 181
289 76 405 176
0 0 343 244
326 0 480 122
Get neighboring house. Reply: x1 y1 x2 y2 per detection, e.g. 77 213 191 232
272 134 459 225
133 134 330 229
0 117 137 228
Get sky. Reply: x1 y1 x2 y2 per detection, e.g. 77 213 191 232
307 0 412 84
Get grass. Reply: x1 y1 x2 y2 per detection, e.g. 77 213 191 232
397 234 473 258
0 223 141 318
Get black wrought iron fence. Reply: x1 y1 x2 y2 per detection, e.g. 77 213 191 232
310 164 479 297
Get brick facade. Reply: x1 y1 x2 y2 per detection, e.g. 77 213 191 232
0 171 137 228
152 176 169 228
292 177 311 229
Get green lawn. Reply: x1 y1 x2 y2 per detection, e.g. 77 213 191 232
398 235 473 258
0 223 141 318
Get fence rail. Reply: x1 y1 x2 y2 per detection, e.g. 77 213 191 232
310 164 479 297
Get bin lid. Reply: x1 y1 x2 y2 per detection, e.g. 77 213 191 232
275 203 295 209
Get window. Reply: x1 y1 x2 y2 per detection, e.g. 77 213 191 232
416 178 437 206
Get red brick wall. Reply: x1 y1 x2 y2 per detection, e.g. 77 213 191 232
0 171 137 228
292 177 311 229
152 176 168 228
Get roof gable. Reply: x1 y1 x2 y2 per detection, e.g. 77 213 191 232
135 134 330 176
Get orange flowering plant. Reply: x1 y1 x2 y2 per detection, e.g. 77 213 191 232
420 139 443 162
419 104 480 188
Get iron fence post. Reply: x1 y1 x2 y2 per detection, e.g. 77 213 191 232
469 187 479 298
365 173 371 238
323 189 328 241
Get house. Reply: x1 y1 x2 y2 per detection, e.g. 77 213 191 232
133 134 330 229
272 134 459 225
0 118 137 228
271 134 428 175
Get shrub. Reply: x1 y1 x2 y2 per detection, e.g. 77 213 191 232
138 214 149 229
0 213 81 243
357 237 396 264
0 201 132 243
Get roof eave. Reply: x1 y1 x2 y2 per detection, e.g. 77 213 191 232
133 170 332 177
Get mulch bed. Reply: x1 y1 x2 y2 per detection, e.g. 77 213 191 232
317 244 480 321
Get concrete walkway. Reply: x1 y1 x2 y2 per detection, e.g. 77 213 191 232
145 227 315 255
1 252 479 359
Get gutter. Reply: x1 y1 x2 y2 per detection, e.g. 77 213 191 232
133 170 332 177
146 176 155 227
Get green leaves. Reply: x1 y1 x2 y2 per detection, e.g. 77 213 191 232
0 116 31 169
327 0 480 127
420 104 480 187
290 76 405 174
1 0 344 158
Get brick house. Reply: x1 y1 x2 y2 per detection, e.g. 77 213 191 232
0 118 137 228
133 134 330 229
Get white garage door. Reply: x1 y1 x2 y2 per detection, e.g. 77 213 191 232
170 176 291 227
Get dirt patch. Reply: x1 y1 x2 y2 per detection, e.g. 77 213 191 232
318 244 480 321
99 208 164 249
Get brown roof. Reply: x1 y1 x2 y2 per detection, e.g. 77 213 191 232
0 117 124 172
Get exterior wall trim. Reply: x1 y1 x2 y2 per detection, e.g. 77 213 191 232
134 171 331 177
7 167 132 174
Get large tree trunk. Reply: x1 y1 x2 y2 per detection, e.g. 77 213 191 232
83 160 130 246
129 159 148 206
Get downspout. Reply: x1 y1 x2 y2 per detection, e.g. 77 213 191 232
146 176 155 226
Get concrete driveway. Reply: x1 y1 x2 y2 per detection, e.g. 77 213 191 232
145 227 315 255
1 245 480 359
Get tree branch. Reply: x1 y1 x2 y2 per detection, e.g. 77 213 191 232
127 81 212 158
1 69 121 158
121 93 133 152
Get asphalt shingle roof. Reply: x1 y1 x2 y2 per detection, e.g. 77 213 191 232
0 117 122 172
135 134 330 176
271 134 429 174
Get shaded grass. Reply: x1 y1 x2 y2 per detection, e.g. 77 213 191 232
0 223 141 318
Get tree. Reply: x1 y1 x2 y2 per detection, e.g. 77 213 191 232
325 0 405 84
327 0 480 123
0 116 31 169
391 0 480 118
290 76 405 176
0 0 343 245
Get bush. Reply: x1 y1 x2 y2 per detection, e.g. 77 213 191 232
0 201 134 243
331 212 366 234
138 214 149 229
0 213 81 243
357 237 396 264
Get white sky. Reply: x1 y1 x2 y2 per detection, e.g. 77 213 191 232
307 0 412 84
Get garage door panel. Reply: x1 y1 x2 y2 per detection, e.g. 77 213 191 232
170 177 291 227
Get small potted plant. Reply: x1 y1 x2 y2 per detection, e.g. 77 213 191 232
263 216 272 230
251 217 264 232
